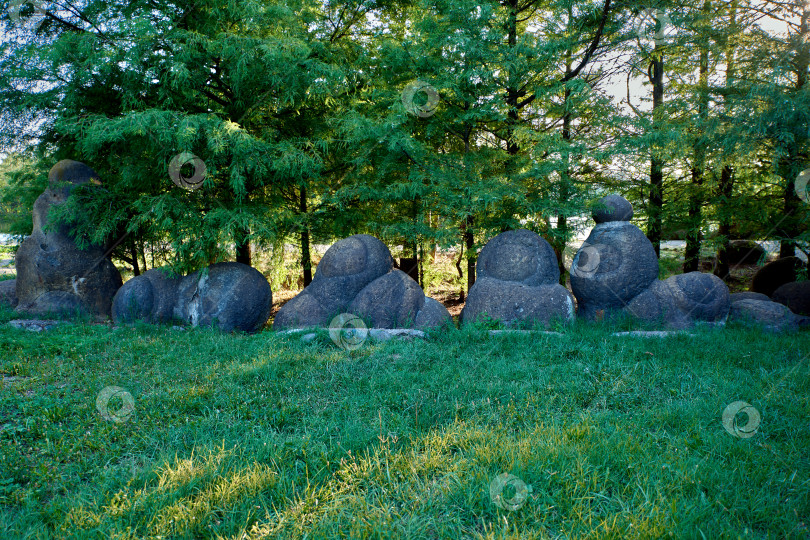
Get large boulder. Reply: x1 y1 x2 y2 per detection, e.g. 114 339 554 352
14 160 122 317
570 221 659 320
729 299 799 333
625 272 730 329
112 268 181 324
462 230 575 327
273 234 450 331
771 281 810 316
750 256 805 297
348 270 425 328
305 234 394 316
592 194 634 224
271 291 327 329
725 240 766 265
462 277 574 327
661 272 731 324
624 280 683 327
414 297 452 329
571 195 731 328
113 262 272 332
476 229 559 286
0 280 17 308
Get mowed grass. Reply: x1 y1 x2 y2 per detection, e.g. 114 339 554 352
0 303 808 539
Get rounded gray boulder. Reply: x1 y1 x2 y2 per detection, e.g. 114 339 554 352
570 222 659 320
273 234 443 331
476 229 559 286
176 262 272 332
462 278 575 327
730 291 771 304
772 281 810 316
302 234 393 317
750 256 805 297
729 299 799 332
726 240 766 265
112 268 181 325
625 279 687 328
414 297 452 329
661 272 730 324
348 269 425 328
113 263 272 332
593 194 633 224
625 273 730 328
272 292 328 329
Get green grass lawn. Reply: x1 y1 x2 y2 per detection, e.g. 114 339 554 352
1 304 809 539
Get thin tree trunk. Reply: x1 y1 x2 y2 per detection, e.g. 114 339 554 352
300 186 312 286
685 6 710 273
715 165 734 279
715 0 738 278
455 241 465 302
555 48 573 284
780 3 808 258
131 240 140 276
648 44 665 258
140 240 147 273
684 166 703 272
462 129 476 292
235 233 251 266
499 0 520 231
464 216 475 291
419 242 424 288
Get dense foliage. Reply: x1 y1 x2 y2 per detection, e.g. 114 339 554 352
0 0 808 285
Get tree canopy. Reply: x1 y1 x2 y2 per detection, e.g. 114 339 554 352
1 0 807 285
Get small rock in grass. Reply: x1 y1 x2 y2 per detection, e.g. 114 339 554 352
368 328 426 341
9 319 63 332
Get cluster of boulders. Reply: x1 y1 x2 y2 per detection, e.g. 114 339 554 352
273 234 451 330
748 256 810 318
112 262 272 332
1 160 806 335
1 160 273 333
570 195 730 329
723 255 810 331
461 229 574 327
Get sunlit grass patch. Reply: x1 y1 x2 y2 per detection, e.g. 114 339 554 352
0 319 808 538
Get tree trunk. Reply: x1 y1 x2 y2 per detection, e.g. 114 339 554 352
140 240 147 273
648 45 665 258
779 186 801 259
235 234 251 266
419 242 425 288
715 0 738 279
464 216 475 291
715 165 734 279
300 186 313 286
683 166 703 273
685 7 710 273
131 240 141 276
780 3 809 258
555 51 573 284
